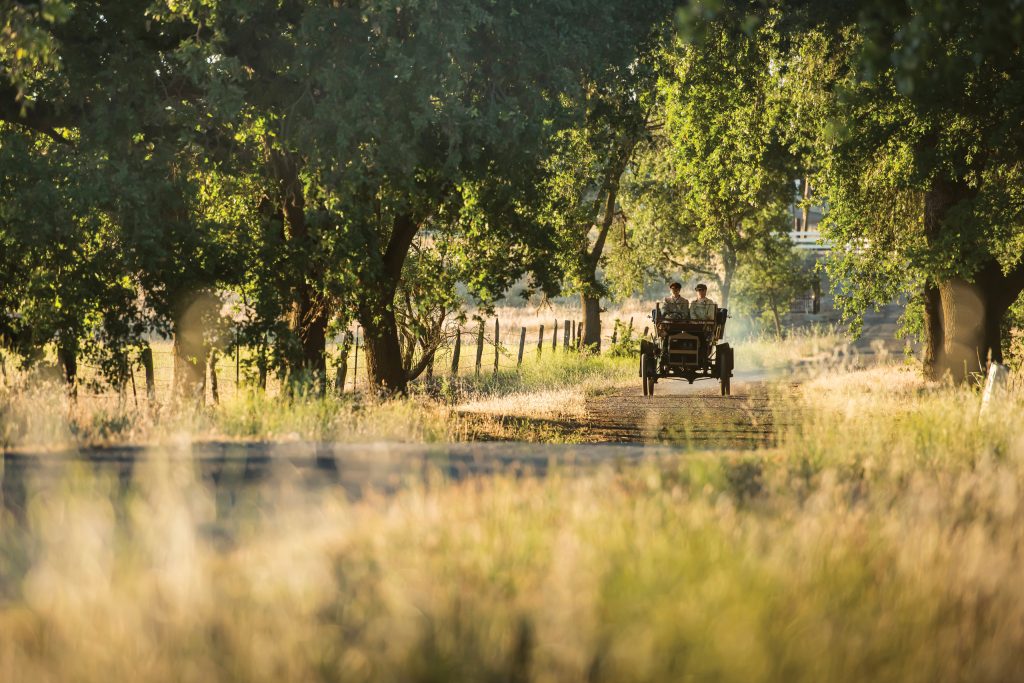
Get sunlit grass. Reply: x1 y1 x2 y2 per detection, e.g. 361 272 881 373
732 324 850 372
3 367 1024 681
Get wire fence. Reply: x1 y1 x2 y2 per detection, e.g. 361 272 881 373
1 315 645 406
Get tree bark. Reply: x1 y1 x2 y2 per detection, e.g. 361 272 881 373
719 248 737 310
56 343 77 394
580 143 632 350
173 328 206 402
581 294 602 352
359 213 420 395
268 145 328 391
935 261 1024 382
770 302 783 339
922 283 944 380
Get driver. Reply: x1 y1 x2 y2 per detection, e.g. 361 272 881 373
663 282 689 321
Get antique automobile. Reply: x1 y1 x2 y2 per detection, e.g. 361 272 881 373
639 302 734 396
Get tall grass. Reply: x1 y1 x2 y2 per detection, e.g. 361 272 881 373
0 350 639 449
3 365 1024 681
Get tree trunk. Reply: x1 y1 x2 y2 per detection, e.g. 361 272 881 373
938 278 987 382
56 342 77 395
173 330 206 402
936 260 1024 382
720 248 737 310
171 294 209 401
359 213 420 395
580 136 635 351
581 294 602 352
922 283 944 380
770 303 783 339
360 305 408 395
269 144 328 391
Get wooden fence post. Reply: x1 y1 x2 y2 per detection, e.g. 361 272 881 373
517 327 526 369
209 349 219 404
475 320 485 375
235 329 240 386
611 319 619 345
140 346 156 400
451 329 461 376
537 324 544 355
129 363 138 407
352 327 359 391
563 319 571 349
642 326 649 339
493 318 500 374
576 320 582 349
552 320 558 351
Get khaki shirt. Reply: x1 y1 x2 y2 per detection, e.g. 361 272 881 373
663 294 689 319
690 297 717 321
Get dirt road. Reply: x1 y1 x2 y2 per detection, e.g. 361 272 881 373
579 370 782 447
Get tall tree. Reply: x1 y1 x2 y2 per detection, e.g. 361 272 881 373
682 0 1024 380
613 17 795 310
543 14 670 350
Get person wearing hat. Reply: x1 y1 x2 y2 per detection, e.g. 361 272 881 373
690 283 717 321
663 282 689 321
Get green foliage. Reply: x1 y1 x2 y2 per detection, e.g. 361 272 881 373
613 15 796 308
607 319 641 358
732 234 817 337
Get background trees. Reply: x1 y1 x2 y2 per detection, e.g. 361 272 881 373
4 0 1021 392
678 0 1024 381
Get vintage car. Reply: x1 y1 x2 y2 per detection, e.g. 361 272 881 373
639 302 734 396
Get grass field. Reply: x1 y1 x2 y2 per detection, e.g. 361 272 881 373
2 363 1023 681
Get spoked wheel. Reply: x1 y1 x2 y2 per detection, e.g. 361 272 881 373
640 351 656 396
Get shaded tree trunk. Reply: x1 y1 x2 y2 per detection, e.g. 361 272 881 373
359 213 420 395
938 262 1024 382
56 342 77 396
581 294 602 352
359 304 408 395
268 145 328 392
922 283 944 380
580 142 633 351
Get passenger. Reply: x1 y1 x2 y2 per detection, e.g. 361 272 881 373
689 283 717 321
663 282 689 321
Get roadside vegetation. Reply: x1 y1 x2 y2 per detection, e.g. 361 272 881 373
3 363 1023 682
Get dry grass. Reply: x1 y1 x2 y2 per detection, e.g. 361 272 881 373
3 361 1024 681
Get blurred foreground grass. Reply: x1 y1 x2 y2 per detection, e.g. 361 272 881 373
2 365 1024 681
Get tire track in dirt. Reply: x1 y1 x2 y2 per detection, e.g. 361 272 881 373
581 377 780 447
